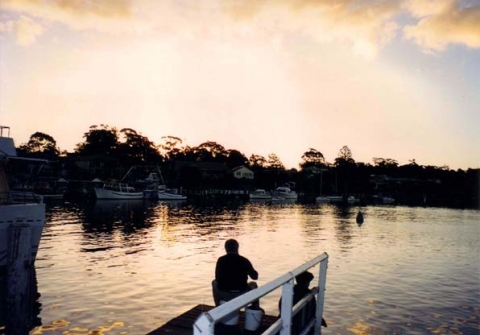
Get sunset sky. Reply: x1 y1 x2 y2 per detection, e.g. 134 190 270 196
1 0 479 170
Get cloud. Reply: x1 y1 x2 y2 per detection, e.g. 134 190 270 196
0 0 132 33
222 0 480 55
403 0 480 52
0 15 45 46
220 0 403 58
1 0 479 54
1 0 131 18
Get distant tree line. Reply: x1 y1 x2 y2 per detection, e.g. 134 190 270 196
15 124 479 208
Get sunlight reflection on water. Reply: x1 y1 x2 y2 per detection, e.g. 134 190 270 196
17 201 480 334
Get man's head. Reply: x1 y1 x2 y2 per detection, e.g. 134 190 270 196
225 239 239 253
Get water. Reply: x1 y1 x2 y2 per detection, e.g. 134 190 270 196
3 199 480 334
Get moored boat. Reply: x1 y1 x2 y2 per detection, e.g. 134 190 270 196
10 190 65 201
372 195 396 205
273 186 298 200
143 183 187 200
94 182 144 200
315 196 330 203
382 196 395 204
157 186 187 200
347 196 360 204
327 195 343 203
249 189 272 200
0 197 45 268
0 126 46 268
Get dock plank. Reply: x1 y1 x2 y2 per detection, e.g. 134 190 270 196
147 304 279 335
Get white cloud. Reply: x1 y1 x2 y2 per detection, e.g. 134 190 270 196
2 15 45 46
1 0 479 54
403 0 480 52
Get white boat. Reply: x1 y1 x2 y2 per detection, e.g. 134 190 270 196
0 126 45 268
273 186 298 200
157 187 187 200
382 196 395 204
125 166 187 201
372 195 395 205
327 195 343 203
10 190 65 201
143 184 187 200
249 189 272 200
94 182 144 200
315 196 330 203
157 192 187 200
0 197 45 268
347 196 360 204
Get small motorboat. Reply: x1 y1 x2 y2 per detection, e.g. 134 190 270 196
273 186 298 200
249 189 272 200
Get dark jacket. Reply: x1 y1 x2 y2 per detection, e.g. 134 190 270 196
215 253 258 291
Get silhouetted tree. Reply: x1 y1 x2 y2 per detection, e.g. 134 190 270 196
17 132 60 160
334 146 355 166
193 141 227 162
300 148 325 169
75 125 119 156
399 159 424 178
372 157 398 169
158 136 184 160
225 149 248 169
118 128 163 165
249 154 267 169
267 153 285 170
333 146 356 194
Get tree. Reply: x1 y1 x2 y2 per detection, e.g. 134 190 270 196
225 149 248 169
333 146 356 195
17 132 60 160
118 128 162 165
249 154 267 169
193 141 227 162
267 153 285 170
372 157 398 168
158 136 184 161
399 159 424 178
334 146 355 166
75 125 119 156
300 148 325 169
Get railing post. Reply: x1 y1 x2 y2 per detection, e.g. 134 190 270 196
193 312 215 335
280 278 294 335
315 258 328 334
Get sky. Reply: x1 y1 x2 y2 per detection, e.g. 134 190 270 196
1 0 479 170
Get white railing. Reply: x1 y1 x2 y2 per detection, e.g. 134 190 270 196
193 252 328 335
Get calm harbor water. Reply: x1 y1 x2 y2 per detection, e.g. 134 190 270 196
4 199 480 335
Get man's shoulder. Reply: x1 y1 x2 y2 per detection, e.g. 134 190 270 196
219 253 250 262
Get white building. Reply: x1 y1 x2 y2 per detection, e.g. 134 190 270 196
231 166 254 180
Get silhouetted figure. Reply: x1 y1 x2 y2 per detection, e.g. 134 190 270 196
212 239 259 306
279 271 327 334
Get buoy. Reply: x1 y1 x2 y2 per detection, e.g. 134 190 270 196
356 211 364 224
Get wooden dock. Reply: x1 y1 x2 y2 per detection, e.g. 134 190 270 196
146 304 279 335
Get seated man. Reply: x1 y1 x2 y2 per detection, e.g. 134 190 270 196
212 239 259 306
